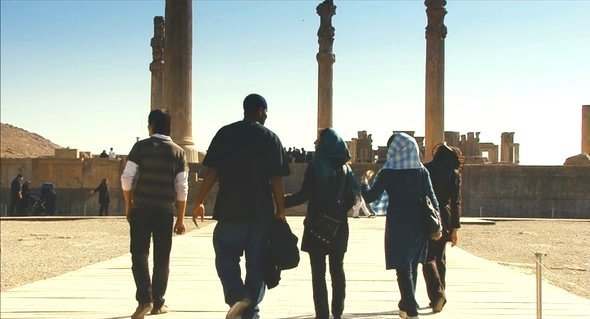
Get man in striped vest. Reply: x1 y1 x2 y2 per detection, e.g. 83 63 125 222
121 109 189 319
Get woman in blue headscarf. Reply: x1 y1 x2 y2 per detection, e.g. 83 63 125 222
361 133 440 319
285 128 358 319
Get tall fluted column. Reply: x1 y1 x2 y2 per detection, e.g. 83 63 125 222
316 0 336 135
583 105 590 154
150 16 165 110
163 0 197 162
424 0 447 161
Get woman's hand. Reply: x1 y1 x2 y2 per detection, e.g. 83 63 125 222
362 170 375 183
431 231 443 241
450 228 458 246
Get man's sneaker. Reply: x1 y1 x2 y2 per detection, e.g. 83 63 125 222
226 297 251 319
131 302 153 319
151 304 169 315
399 310 408 319
431 296 446 313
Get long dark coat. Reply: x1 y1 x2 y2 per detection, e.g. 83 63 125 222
425 161 461 241
362 167 437 269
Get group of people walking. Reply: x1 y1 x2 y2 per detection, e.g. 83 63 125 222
120 94 462 319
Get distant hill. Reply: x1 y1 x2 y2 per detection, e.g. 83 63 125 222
0 123 61 158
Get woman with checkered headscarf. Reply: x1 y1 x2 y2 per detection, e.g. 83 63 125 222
361 132 440 319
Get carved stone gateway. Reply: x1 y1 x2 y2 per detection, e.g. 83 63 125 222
424 0 447 161
316 0 336 135
150 16 165 110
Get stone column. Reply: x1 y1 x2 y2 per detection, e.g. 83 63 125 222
316 0 336 135
583 105 590 154
150 16 165 110
501 132 515 163
424 0 447 161
163 0 197 162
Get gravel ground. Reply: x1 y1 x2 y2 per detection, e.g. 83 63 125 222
457 219 590 300
1 218 589 300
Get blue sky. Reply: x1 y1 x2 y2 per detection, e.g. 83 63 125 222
1 0 588 165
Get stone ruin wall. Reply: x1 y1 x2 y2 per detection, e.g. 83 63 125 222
1 159 589 218
352 130 519 165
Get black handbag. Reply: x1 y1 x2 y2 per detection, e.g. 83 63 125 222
421 169 443 239
309 166 348 248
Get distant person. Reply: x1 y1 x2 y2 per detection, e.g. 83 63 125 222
361 133 441 319
421 145 463 313
351 194 374 218
41 183 57 215
121 109 188 319
108 147 116 159
285 128 357 319
9 174 23 216
91 178 111 216
191 93 290 319
20 181 31 216
99 150 108 158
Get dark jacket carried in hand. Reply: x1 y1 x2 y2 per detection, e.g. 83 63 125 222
265 218 300 289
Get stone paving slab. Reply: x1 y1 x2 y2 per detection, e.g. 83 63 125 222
1 217 589 319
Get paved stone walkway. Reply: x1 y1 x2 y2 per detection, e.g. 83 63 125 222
1 217 589 319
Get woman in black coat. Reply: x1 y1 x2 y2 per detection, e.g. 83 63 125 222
285 128 357 319
91 178 111 216
422 145 462 313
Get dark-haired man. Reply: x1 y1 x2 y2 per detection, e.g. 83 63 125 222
121 109 188 319
192 93 290 319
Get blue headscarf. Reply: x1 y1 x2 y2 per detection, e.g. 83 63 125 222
312 128 351 189
382 132 423 170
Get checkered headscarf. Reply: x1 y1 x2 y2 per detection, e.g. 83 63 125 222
382 132 422 170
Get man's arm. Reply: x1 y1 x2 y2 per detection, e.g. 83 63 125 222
121 160 138 223
192 167 218 224
270 176 286 221
173 170 189 235
174 200 187 234
122 190 133 222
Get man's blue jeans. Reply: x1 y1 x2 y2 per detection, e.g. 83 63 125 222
213 220 270 319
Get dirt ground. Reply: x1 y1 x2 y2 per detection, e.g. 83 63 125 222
1 218 589 300
456 219 590 299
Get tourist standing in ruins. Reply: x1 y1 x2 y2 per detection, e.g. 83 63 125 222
9 174 23 216
121 109 188 319
284 128 357 319
361 133 441 319
20 181 31 215
351 194 375 218
90 178 110 216
421 145 463 313
108 147 116 159
191 93 290 319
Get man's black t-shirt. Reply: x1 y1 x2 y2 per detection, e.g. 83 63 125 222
203 121 290 222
